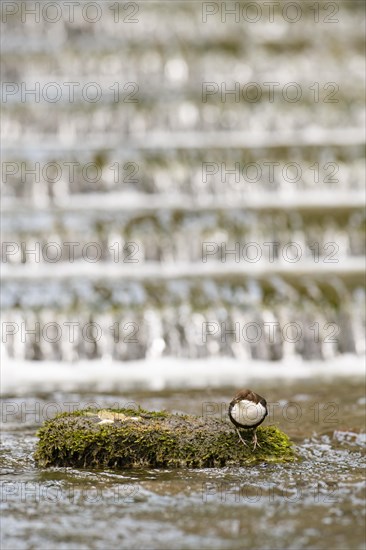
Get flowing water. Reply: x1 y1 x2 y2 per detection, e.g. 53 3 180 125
1 0 365 364
1 1 365 548
1 377 366 550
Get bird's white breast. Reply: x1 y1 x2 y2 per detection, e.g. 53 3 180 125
231 400 266 427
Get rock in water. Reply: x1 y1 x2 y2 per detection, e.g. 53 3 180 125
35 408 295 469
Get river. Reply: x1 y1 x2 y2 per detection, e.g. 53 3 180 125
1 367 365 550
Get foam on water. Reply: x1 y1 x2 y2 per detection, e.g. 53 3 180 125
2 353 364 396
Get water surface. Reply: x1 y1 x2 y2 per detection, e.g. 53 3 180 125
1 377 365 550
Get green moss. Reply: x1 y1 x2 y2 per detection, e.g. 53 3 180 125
35 408 296 469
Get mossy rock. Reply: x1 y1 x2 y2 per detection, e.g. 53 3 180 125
35 408 296 469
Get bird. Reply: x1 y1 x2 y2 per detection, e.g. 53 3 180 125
228 389 268 451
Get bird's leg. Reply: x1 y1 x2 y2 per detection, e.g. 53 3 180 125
252 429 261 451
235 427 248 448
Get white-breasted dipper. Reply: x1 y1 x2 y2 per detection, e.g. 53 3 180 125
228 389 268 451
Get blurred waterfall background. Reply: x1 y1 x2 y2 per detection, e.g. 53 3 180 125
1 0 365 392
